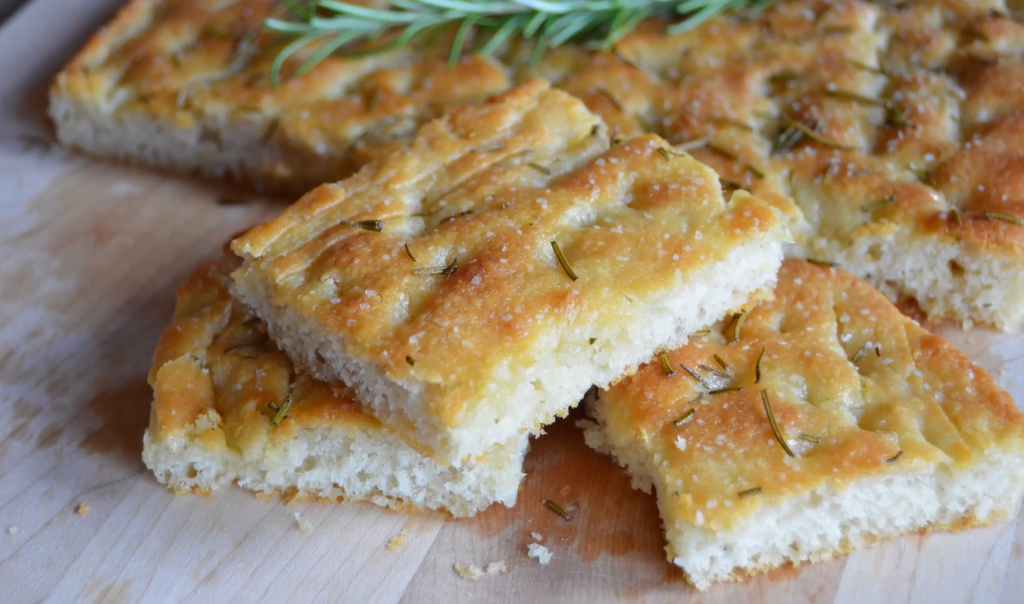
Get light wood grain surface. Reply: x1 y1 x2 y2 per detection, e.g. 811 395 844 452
1 2 1022 602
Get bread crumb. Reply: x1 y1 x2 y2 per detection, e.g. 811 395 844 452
486 561 507 575
294 512 313 533
386 529 408 551
75 504 89 516
454 563 485 581
5 527 17 536
528 543 552 564
531 532 543 541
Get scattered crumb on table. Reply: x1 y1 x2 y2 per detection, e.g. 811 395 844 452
6 527 17 536
531 532 543 541
294 512 313 534
454 563 485 581
386 529 408 551
528 543 552 565
486 561 507 575
75 503 89 516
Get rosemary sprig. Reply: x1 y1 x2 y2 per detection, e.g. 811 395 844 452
265 1 774 83
413 258 459 277
673 407 696 427
761 389 795 458
659 352 676 376
544 499 570 521
269 394 293 427
737 486 763 498
984 211 1024 226
732 309 749 342
551 241 579 282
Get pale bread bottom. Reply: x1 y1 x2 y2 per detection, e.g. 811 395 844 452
799 226 1024 331
142 410 527 518
581 410 1024 591
234 234 787 466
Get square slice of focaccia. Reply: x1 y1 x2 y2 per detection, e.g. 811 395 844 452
143 252 526 517
585 259 1024 590
230 80 791 465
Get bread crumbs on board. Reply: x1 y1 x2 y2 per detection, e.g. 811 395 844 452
75 503 89 516
386 529 407 551
528 543 552 564
294 512 313 533
455 561 507 580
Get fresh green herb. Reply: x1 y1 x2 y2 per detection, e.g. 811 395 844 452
657 147 671 161
886 450 904 463
688 329 711 338
949 207 963 227
737 486 763 498
699 364 731 379
778 117 858 152
527 162 552 176
799 433 821 444
761 389 795 457
635 112 653 133
544 499 570 521
441 209 475 223
673 407 696 427
265 0 773 83
269 394 293 427
404 243 417 262
551 241 579 282
755 347 766 384
413 258 459 277
732 309 749 343
709 386 743 395
984 211 1024 226
713 354 730 373
659 352 676 376
680 364 712 390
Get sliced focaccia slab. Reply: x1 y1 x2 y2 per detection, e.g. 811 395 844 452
584 259 1024 590
143 252 526 517
231 79 791 465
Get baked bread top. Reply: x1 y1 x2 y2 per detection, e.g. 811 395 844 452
230 79 790 463
596 258 1024 534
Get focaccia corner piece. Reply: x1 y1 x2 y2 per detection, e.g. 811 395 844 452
585 259 1024 590
231 79 792 465
142 253 526 517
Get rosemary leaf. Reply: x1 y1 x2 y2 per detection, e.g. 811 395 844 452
543 499 570 521
713 354 730 373
413 258 458 278
779 117 857 151
270 394 292 427
659 352 676 376
886 450 904 463
851 344 870 363
709 386 743 395
346 219 384 232
404 243 417 262
406 356 415 366
737 486 763 498
949 207 963 227
527 162 551 176
755 347 766 384
984 211 1024 226
732 309 749 343
551 241 579 282
799 433 821 444
673 407 696 427
688 329 711 338
680 364 712 390
761 389 796 457
657 147 671 161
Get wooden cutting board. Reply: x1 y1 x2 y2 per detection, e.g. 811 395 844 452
1 2 1021 602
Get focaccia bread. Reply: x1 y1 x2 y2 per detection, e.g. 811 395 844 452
231 80 791 465
143 252 526 517
584 259 1024 590
51 0 1024 329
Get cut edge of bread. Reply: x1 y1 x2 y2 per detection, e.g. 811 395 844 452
581 403 1024 591
142 408 528 518
233 232 789 466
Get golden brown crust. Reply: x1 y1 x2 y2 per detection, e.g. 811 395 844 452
231 79 787 434
148 252 383 449
598 259 1024 532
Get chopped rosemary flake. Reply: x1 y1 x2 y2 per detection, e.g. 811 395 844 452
659 352 676 376
737 486 763 498
676 138 709 152
773 123 805 154
711 116 755 132
799 433 821 444
689 391 705 405
688 329 711 338
657 147 671 161
413 258 458 278
543 499 570 521
706 142 739 162
862 195 896 213
761 389 796 457
527 162 551 176
733 310 749 343
709 386 743 395
807 258 838 267
886 450 904 463
984 211 1024 226
673 407 696 427
755 347 766 384
589 337 597 345
875 345 882 357
441 210 475 223
404 243 417 262
885 105 909 128
949 207 963 227
346 219 384 232
551 241 579 282
635 113 653 133
596 88 624 112
680 364 712 390
713 354 730 373
780 118 858 151
270 394 292 427
851 344 870 363
406 356 415 366
217 197 252 206
699 364 730 379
